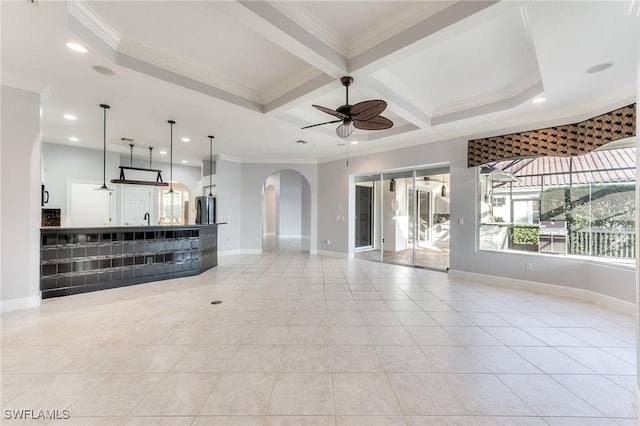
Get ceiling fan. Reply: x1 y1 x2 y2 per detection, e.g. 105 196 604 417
302 76 393 138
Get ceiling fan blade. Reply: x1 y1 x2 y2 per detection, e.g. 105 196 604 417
336 122 354 138
313 105 349 120
351 100 387 121
353 115 393 130
301 119 342 130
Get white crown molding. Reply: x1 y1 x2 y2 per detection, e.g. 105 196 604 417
0 71 48 95
69 0 266 106
349 2 454 58
67 0 121 50
262 67 323 105
269 1 348 57
241 157 318 165
217 154 243 163
216 153 318 165
433 71 542 117
117 38 263 104
316 130 439 164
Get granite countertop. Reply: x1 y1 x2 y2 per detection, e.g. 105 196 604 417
41 223 224 232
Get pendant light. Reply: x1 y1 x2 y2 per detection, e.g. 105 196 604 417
96 104 114 191
167 120 175 194
441 174 447 197
208 135 215 196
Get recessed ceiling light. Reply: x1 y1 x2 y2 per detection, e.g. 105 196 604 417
337 143 345 146
63 114 77 120
585 62 613 74
92 65 115 76
69 137 79 142
532 97 547 104
159 150 167 155
181 137 190 142
295 140 308 144
66 42 87 53
351 140 358 145
181 160 188 164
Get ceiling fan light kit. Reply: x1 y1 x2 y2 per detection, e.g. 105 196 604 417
302 76 393 138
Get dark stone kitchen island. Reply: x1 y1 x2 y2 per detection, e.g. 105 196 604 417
40 224 218 298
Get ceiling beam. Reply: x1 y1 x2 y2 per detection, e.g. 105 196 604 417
228 1 349 78
67 0 264 113
350 1 500 74
264 73 336 115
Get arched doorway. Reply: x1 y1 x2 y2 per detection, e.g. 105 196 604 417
262 170 312 252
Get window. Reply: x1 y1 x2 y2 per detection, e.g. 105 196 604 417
159 183 189 224
478 144 635 264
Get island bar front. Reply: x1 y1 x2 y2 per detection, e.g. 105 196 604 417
40 224 218 298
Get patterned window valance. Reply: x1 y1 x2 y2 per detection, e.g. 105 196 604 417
467 103 636 167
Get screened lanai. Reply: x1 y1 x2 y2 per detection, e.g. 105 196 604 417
479 144 636 263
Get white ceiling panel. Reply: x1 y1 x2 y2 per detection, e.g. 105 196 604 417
89 1 318 103
375 5 539 117
1 0 638 163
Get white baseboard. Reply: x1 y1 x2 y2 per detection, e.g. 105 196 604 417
311 249 351 259
1 295 41 313
449 270 635 315
635 385 640 420
218 249 263 256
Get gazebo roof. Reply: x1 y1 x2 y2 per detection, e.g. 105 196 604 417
488 147 635 187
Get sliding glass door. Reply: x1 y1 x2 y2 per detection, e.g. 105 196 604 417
382 171 415 267
355 167 450 271
413 169 450 270
355 184 374 249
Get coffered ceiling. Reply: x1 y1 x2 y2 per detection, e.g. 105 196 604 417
2 1 639 164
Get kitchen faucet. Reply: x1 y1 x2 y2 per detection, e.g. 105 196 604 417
143 212 150 226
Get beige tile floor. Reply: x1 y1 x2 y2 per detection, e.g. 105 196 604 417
1 239 638 425
356 243 450 271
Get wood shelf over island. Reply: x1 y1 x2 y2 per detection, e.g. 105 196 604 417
40 224 219 298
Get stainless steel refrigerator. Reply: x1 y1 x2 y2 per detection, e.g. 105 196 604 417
195 196 216 224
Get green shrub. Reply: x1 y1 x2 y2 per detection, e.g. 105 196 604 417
513 224 539 245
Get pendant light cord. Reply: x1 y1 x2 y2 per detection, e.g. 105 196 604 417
208 135 215 197
99 104 110 190
168 120 175 193
346 135 349 167
103 107 106 185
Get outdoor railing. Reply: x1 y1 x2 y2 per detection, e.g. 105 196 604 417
480 223 636 260
569 229 635 259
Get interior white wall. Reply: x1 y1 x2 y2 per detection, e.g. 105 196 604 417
118 153 202 225
317 135 635 304
227 162 317 252
41 143 200 226
216 157 243 253
264 185 277 236
300 174 312 251
278 170 302 237
1 86 41 311
42 143 120 226
264 173 280 237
